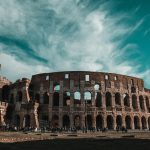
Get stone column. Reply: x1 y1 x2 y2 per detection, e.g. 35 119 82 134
70 113 74 128
92 92 95 107
81 113 85 128
113 115 116 130
122 114 126 128
102 93 106 111
103 114 107 128
131 116 134 130
92 113 96 128
112 93 116 111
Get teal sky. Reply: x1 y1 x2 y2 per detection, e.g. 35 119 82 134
0 0 150 88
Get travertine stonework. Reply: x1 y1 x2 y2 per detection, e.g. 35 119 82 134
0 71 150 130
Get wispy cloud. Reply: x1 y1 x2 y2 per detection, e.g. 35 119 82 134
0 0 149 88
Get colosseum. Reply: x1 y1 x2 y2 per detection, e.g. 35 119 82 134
0 71 150 131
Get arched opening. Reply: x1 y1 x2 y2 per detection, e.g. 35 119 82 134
146 96 150 112
43 92 49 104
141 116 147 129
54 84 60 91
96 115 103 129
35 93 40 103
28 84 34 101
14 115 20 128
134 116 140 129
53 92 59 106
41 115 49 128
106 92 112 107
84 91 92 105
107 115 114 130
2 85 10 102
5 106 13 125
148 117 150 129
10 94 14 104
17 91 23 102
63 115 70 128
132 95 137 110
63 92 70 106
52 115 59 128
94 84 100 90
85 115 92 129
115 93 121 105
125 116 131 129
123 93 130 107
24 115 30 128
95 92 102 107
116 115 122 128
139 95 145 111
74 91 81 105
74 115 80 129
131 86 136 93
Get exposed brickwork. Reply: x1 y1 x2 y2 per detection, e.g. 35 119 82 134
0 71 150 130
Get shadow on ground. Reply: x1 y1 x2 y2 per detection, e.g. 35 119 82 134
0 138 150 150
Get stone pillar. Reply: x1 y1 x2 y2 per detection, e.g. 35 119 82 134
131 116 134 130
113 115 116 130
92 113 96 128
144 97 147 112
139 117 142 130
80 81 84 106
103 114 107 128
59 112 62 128
81 113 85 128
137 95 141 112
70 113 74 128
112 93 115 110
102 93 106 111
122 114 126 128
92 92 95 107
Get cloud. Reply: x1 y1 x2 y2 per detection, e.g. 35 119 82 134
0 0 149 88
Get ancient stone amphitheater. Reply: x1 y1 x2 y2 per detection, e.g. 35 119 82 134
0 71 150 130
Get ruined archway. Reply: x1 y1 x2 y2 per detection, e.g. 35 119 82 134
43 92 49 104
85 115 92 129
141 116 147 129
132 95 137 110
116 115 122 128
125 116 131 129
107 115 114 130
115 93 121 106
63 115 70 128
106 92 112 107
134 116 140 129
96 115 103 129
123 93 130 107
53 92 59 106
95 92 102 107
139 95 145 111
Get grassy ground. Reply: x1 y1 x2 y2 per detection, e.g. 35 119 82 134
1 138 150 150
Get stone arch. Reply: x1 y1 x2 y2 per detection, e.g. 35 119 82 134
125 116 131 129
74 91 81 105
84 91 92 105
85 115 92 129
52 115 59 128
139 95 145 111
107 115 114 130
148 117 150 129
24 114 30 128
28 84 34 100
96 115 103 129
74 115 81 129
10 93 14 104
14 115 20 127
116 115 122 128
141 116 147 129
132 95 138 109
94 84 100 91
17 91 23 102
53 83 60 91
2 85 10 102
134 116 140 129
35 93 40 103
115 92 121 105
95 92 102 107
43 92 49 104
123 93 130 107
62 115 70 128
131 86 136 93
63 91 70 106
53 92 59 106
106 92 112 107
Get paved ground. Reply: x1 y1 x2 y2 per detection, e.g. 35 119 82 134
0 131 150 150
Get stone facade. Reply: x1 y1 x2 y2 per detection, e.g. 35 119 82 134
0 71 150 130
